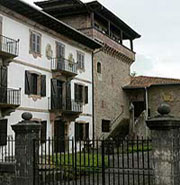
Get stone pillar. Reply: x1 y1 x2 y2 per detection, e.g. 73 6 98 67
146 104 180 185
12 112 41 185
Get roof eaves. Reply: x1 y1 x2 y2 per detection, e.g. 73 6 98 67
1 0 101 50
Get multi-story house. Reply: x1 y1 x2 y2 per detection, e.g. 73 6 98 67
0 0 101 151
35 0 141 139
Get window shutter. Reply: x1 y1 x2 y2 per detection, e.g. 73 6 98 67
74 84 78 102
30 32 33 52
0 119 7 146
36 35 41 53
41 75 46 97
25 71 32 95
1 66 7 88
66 81 71 110
85 86 88 104
41 121 47 143
85 123 89 140
79 85 83 103
51 79 58 109
77 52 80 69
82 54 85 69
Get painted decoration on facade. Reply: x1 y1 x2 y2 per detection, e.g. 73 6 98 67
46 44 53 60
161 92 174 102
68 53 75 67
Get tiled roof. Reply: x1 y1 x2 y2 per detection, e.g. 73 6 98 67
124 76 180 89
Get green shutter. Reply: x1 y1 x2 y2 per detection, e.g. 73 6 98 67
25 71 32 95
85 86 88 104
0 119 7 146
74 84 79 102
41 75 46 97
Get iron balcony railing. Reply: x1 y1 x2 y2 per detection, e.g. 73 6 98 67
51 57 77 75
0 136 15 163
49 96 82 113
66 99 82 113
0 87 21 106
0 35 19 57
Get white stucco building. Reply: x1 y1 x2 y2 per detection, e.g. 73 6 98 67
0 0 101 152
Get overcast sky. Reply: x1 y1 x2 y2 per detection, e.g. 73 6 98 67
24 0 180 78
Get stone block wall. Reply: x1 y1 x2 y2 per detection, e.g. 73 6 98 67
148 85 180 117
0 163 15 185
94 51 131 138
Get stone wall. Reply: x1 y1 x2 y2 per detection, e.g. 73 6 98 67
148 85 180 117
0 163 15 185
94 51 131 138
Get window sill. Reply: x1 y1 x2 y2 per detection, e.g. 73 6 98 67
29 51 42 59
28 94 42 101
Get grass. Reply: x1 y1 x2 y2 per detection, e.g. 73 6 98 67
50 153 108 179
128 144 152 153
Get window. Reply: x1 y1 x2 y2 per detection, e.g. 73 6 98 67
41 121 47 144
102 120 110 132
75 122 89 141
56 42 65 58
31 73 38 95
30 31 41 55
77 51 85 70
25 71 46 96
97 62 101 73
0 119 7 146
74 84 88 104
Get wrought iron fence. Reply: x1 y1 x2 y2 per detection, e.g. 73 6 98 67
0 136 15 163
34 137 153 185
51 57 77 74
0 87 21 106
0 35 19 56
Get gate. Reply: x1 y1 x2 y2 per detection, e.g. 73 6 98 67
34 137 153 185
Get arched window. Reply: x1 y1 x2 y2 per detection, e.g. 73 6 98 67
97 62 101 73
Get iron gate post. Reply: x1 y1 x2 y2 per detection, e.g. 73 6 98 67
146 104 180 185
101 140 105 185
12 112 41 185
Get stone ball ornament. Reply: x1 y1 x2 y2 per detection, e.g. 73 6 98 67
157 103 171 115
22 112 33 121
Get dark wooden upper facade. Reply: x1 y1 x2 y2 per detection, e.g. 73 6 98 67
35 0 141 57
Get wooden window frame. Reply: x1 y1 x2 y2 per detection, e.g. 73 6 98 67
102 119 110 133
77 51 85 70
29 30 42 58
25 71 46 97
75 122 89 141
74 83 88 104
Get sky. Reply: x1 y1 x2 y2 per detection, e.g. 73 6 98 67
24 0 180 78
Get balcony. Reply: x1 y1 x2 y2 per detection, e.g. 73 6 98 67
51 57 77 77
80 27 135 61
0 35 19 59
49 96 82 115
0 87 21 109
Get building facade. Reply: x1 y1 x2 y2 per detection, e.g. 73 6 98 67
35 0 141 139
124 76 180 138
0 0 101 151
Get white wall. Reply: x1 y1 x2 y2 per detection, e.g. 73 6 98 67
0 11 93 139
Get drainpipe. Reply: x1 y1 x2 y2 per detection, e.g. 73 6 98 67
92 51 95 140
145 87 149 137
